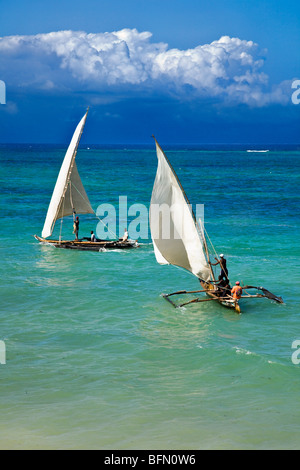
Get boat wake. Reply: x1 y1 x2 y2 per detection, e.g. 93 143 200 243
246 149 269 153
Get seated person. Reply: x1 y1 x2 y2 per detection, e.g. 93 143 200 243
215 275 231 297
122 228 129 242
231 281 243 300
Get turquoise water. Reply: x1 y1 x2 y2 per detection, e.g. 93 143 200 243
1 144 300 449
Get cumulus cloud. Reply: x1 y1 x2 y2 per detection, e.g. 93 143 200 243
0 28 290 105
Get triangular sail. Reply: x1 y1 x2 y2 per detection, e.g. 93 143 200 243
42 110 94 239
56 162 93 219
149 138 211 282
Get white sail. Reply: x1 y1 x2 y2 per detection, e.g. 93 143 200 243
41 110 94 239
149 139 211 282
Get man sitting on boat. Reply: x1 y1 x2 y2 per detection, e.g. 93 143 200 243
122 228 129 242
231 282 243 300
215 275 231 298
90 231 96 242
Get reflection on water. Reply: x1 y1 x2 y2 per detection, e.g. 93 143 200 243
34 244 83 287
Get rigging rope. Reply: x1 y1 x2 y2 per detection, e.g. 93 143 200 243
203 225 230 283
59 193 66 243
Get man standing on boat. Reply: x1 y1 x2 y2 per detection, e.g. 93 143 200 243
73 213 79 240
209 254 228 280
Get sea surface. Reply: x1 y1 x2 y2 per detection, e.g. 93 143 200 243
0 143 300 450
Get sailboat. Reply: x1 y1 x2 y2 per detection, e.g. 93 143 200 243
35 109 138 251
149 137 283 314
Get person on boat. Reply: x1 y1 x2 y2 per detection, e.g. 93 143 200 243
209 254 228 280
215 275 231 297
122 228 129 242
231 281 243 300
90 231 96 242
73 215 79 240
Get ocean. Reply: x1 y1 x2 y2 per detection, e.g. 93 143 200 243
0 143 300 450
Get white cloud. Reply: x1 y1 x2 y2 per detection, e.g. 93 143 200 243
0 29 290 105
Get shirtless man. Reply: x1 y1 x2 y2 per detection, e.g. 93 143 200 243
215 275 231 297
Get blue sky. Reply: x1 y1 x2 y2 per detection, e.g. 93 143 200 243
0 0 299 144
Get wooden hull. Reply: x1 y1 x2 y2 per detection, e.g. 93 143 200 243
200 280 241 314
34 235 139 251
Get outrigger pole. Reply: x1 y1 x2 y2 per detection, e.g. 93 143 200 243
163 284 284 309
242 286 283 304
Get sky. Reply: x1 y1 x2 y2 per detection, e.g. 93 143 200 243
0 0 299 144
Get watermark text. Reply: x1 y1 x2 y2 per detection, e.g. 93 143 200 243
0 80 6 105
291 340 300 364
95 196 204 241
291 80 300 105
0 340 6 364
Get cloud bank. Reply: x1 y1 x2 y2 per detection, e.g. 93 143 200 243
0 28 290 106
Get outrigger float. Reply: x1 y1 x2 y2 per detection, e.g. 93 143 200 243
34 109 138 252
149 137 283 314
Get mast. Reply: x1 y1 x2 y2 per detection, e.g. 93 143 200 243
61 107 89 216
52 108 89 226
42 108 94 239
197 218 216 282
150 137 211 282
153 138 215 283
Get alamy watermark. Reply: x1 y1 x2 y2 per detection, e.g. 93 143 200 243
0 340 6 364
291 340 300 365
95 196 205 241
291 80 300 104
0 80 6 105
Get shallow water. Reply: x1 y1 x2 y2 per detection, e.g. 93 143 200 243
0 144 300 449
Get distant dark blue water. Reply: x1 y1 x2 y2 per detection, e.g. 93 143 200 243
0 143 300 449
